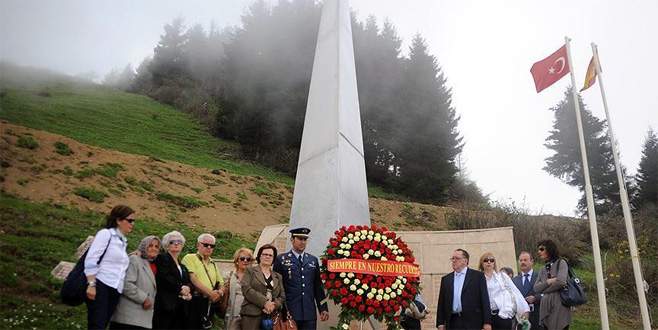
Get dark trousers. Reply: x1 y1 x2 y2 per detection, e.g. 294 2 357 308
448 313 479 330
85 280 121 330
186 295 211 329
109 322 147 329
491 314 514 330
295 319 317 330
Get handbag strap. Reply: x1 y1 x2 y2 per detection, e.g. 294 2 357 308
197 254 218 289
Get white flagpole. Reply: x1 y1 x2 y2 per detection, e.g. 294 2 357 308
591 42 652 330
564 36 610 330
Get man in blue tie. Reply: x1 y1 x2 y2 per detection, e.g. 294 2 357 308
512 251 541 329
436 249 492 330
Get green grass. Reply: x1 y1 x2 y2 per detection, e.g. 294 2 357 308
54 141 74 156
0 193 255 329
0 84 292 184
17 135 39 149
73 187 108 203
156 192 208 209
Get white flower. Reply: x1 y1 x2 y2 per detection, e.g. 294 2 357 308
392 250 398 255
342 323 350 330
382 240 389 246
345 244 352 249
338 249 344 255
340 243 346 249
347 272 354 278
367 292 374 299
357 288 364 295
348 239 354 244
340 272 346 278
348 233 354 239
377 288 384 295
361 230 368 235
368 230 374 235
403 278 407 283
367 235 373 240
374 251 381 257
381 257 387 261
390 292 397 298
376 294 383 301
368 249 374 255
388 239 394 245
342 237 348 242
353 236 360 242
374 236 381 242
397 289 403 295
343 278 351 284
392 283 398 289
371 288 378 293
383 294 390 300
381 235 387 241
354 279 361 285
350 284 357 291
395 279 402 284
363 254 370 259
385 287 392 293
361 283 369 290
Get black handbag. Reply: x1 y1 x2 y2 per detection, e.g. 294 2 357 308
60 235 111 306
555 259 587 307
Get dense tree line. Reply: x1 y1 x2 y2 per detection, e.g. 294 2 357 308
127 0 476 204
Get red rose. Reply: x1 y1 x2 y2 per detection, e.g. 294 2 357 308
331 290 339 297
330 240 338 247
324 281 332 289
358 305 366 312
365 299 373 306
340 288 348 295
320 273 327 280
340 297 349 305
385 306 392 313
327 249 335 256
355 295 363 303
350 301 357 308
329 273 336 279
373 300 380 308
334 281 341 288
367 306 375 314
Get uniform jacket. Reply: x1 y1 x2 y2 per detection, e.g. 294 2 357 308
273 250 328 321
240 265 285 317
436 268 492 329
111 254 157 328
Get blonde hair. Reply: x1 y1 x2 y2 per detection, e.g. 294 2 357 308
478 252 497 271
232 247 254 270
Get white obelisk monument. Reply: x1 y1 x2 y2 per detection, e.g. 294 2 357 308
289 0 370 257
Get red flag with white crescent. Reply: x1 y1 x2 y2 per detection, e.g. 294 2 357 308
530 45 570 93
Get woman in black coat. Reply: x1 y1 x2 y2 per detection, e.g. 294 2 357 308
153 231 192 329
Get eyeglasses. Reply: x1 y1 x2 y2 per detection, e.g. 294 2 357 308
201 243 215 249
239 256 252 262
170 240 183 245
124 218 136 224
483 258 495 263
260 253 274 257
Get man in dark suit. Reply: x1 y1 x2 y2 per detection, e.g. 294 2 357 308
436 249 492 330
273 227 329 329
512 251 541 329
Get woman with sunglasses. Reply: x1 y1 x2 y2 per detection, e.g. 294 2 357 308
84 205 135 330
240 244 285 330
181 233 225 329
478 252 529 330
534 240 571 330
153 231 192 329
224 248 254 330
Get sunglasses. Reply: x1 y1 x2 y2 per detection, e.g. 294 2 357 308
483 258 495 263
538 247 545 252
201 243 215 249
239 256 252 262
170 240 183 245
124 218 136 224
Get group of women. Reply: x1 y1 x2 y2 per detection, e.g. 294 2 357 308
476 239 573 330
82 205 285 330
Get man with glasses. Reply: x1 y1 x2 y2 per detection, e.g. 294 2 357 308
436 249 492 330
274 227 329 329
512 251 541 330
182 233 225 329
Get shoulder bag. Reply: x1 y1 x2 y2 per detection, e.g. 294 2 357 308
61 233 112 306
555 258 587 307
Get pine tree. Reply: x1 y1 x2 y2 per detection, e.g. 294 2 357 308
634 128 658 208
543 88 621 214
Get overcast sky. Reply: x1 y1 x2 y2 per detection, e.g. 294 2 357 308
2 0 656 216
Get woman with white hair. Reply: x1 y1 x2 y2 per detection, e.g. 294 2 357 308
110 235 160 329
153 231 192 329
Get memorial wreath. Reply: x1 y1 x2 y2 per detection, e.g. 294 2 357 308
320 224 421 330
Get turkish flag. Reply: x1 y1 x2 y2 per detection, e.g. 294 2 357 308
530 45 570 93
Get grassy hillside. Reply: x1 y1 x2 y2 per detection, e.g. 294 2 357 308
0 77 291 184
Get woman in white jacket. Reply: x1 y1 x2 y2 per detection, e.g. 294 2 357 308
479 252 530 330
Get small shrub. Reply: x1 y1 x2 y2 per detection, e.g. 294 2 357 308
17 178 29 186
96 163 124 178
236 191 247 200
73 187 107 203
74 167 95 179
62 166 74 176
156 192 207 209
17 135 39 150
54 141 74 156
212 194 230 203
250 183 272 197
191 187 204 194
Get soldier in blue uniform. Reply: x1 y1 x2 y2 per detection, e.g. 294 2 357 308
273 227 329 329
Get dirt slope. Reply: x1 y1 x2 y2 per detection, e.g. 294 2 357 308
1 122 450 236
